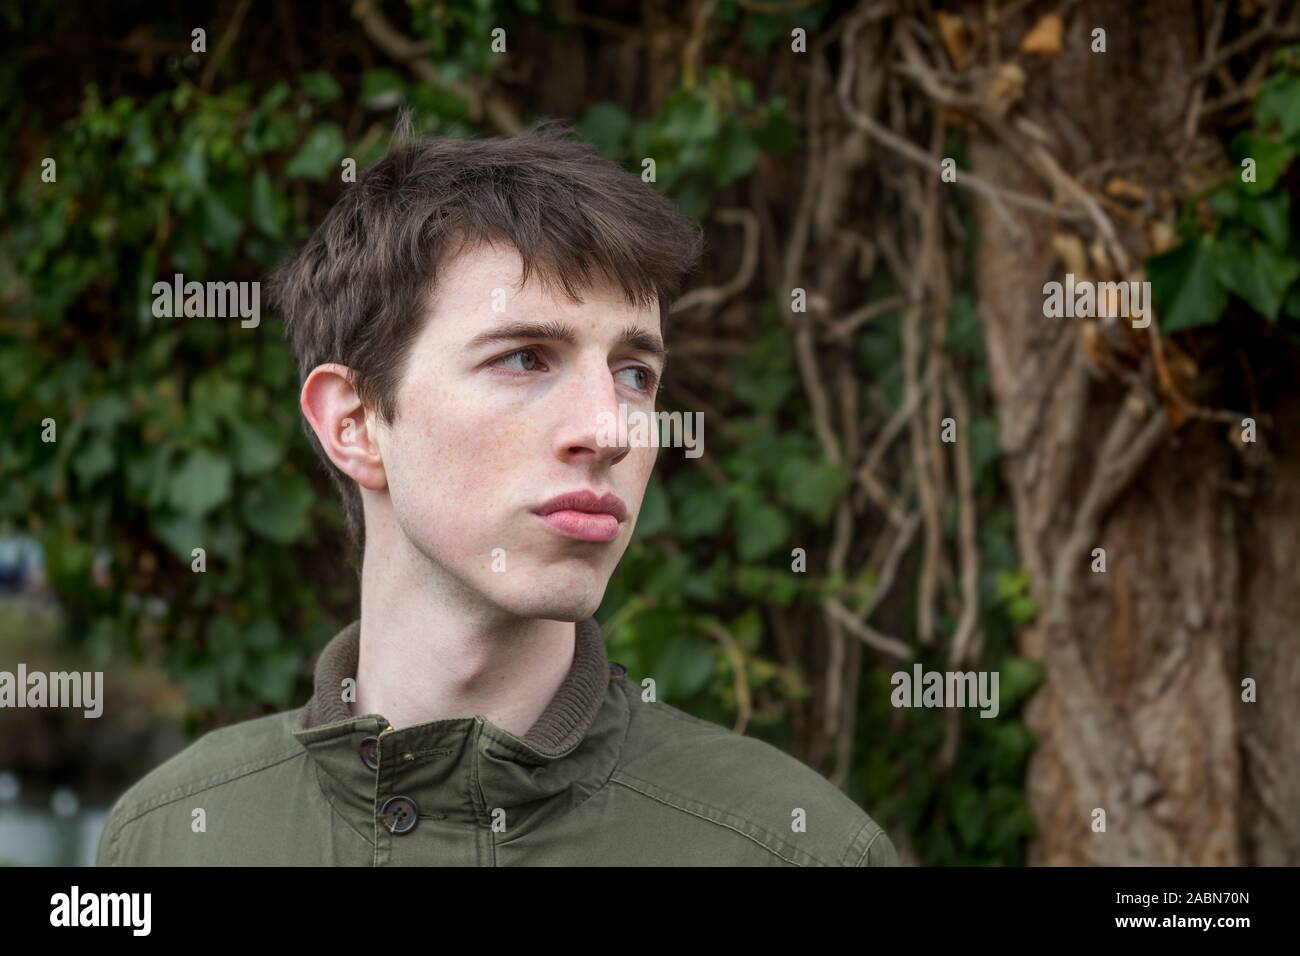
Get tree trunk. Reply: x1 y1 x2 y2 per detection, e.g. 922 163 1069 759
971 1 1300 864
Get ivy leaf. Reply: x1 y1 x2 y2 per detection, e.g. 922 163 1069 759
299 71 341 103
228 417 285 475
969 417 1000 484
674 483 730 538
634 477 670 537
1232 132 1297 194
1255 72 1300 138
199 189 243 254
286 123 345 181
716 122 760 185
239 472 314 542
151 511 205 562
1148 236 1229 332
1214 234 1300 319
661 91 719 142
578 102 632 156
990 723 1038 778
125 113 156 166
734 498 791 561
1238 191 1290 246
1210 187 1291 246
247 648 302 706
654 635 715 698
779 460 848 524
952 787 988 849
361 69 405 110
178 140 207 190
258 81 290 111
85 393 131 433
183 665 221 711
167 449 232 518
998 657 1045 711
73 438 115 484
945 292 983 357
250 169 287 239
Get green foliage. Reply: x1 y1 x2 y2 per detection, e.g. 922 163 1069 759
1 0 1041 863
0 69 397 715
578 67 799 219
599 155 1040 864
1150 45 1300 331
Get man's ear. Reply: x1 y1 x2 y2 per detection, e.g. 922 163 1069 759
300 363 388 491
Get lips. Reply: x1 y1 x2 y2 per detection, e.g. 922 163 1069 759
533 490 628 543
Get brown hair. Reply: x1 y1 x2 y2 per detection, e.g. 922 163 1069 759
268 116 704 563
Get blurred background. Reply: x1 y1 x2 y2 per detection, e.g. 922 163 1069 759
2 0 1298 866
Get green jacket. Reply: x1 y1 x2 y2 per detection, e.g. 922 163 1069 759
96 617 899 866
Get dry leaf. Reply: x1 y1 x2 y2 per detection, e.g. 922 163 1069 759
987 62 1026 116
936 11 971 71
1151 330 1198 431
1052 233 1089 276
1168 347 1198 389
1148 220 1179 255
1020 12 1063 57
1161 393 1189 429
1081 322 1109 373
937 106 979 132
1105 177 1147 202
1089 238 1112 274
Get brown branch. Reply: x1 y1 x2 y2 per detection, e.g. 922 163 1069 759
682 0 719 88
672 209 760 315
851 510 921 621
1185 0 1230 141
837 11 1082 226
826 597 913 660
944 367 981 668
1047 392 1171 629
199 0 252 93
1191 3 1300 79
825 294 906 340
703 620 752 735
353 0 524 134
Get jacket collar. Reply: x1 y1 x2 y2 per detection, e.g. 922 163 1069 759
291 617 626 833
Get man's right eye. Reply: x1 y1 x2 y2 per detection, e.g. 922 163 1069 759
491 347 547 373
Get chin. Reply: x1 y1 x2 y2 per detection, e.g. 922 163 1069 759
484 563 609 622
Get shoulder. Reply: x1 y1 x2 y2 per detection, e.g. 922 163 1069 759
96 708 305 865
609 679 899 866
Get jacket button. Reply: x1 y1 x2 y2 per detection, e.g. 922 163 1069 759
381 795 419 834
359 735 380 770
608 662 627 681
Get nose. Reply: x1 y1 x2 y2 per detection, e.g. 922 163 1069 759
551 355 632 468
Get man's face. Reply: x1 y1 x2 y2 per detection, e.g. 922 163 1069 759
371 241 662 621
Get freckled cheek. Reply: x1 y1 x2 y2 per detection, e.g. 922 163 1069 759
407 394 532 506
622 446 657 513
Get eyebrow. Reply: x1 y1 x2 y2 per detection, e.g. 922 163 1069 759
463 319 669 370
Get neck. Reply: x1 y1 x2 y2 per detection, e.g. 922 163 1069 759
355 522 576 736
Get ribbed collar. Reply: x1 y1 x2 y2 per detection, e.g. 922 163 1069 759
296 616 611 755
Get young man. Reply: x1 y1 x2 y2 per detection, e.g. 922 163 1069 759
96 119 898 866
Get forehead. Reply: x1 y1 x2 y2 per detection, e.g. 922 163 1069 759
428 240 661 331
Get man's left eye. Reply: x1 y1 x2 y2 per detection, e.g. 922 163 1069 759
615 366 656 392
493 348 545 372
